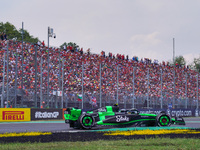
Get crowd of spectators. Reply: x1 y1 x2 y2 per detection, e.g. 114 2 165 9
0 39 199 105
0 32 7 41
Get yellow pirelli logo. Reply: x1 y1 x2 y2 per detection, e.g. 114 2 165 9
0 108 30 122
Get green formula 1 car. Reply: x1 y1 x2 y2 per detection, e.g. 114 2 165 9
64 105 185 129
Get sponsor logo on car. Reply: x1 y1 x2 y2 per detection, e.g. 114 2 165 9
116 115 129 122
2 111 24 121
98 108 106 112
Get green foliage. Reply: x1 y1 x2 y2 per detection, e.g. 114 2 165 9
60 42 67 49
0 22 39 43
60 42 79 49
174 55 186 67
193 56 200 73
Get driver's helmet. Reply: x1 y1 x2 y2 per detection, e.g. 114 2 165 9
113 104 119 112
113 103 118 107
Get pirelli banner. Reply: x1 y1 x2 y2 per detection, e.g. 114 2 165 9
31 109 63 120
0 108 31 122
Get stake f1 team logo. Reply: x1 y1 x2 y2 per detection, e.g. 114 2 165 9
2 111 25 120
116 115 129 122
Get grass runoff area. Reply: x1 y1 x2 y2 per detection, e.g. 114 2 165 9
0 138 200 150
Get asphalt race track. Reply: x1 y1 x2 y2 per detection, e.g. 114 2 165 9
0 117 200 133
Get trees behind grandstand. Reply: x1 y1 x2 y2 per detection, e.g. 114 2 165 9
60 42 79 50
174 56 186 67
193 57 200 73
0 22 39 43
174 55 200 73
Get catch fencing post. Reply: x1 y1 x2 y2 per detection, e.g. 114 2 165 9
61 60 65 109
100 63 102 107
132 67 135 108
59 49 61 108
81 61 84 109
117 64 119 104
197 74 199 110
21 22 24 108
1 52 6 108
14 54 18 108
185 73 188 109
40 57 43 108
147 68 150 108
6 41 9 108
173 69 175 108
34 45 38 108
160 69 163 109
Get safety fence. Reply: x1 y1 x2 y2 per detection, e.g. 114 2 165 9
1 90 198 110
0 85 199 110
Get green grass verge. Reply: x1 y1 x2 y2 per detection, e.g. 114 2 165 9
0 138 200 150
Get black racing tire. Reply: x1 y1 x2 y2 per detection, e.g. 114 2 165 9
156 114 171 127
79 114 95 129
69 121 74 128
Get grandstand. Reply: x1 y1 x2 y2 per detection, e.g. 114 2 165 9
0 39 199 109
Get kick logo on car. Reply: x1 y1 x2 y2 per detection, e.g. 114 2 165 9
116 115 129 122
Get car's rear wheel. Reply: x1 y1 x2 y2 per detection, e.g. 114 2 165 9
156 114 171 127
79 114 95 129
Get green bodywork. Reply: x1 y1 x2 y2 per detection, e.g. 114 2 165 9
64 106 157 125
98 106 115 120
64 106 183 127
64 106 115 122
64 108 82 121
96 113 157 126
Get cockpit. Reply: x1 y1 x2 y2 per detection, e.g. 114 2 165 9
119 108 139 114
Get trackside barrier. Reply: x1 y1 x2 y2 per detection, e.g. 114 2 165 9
31 109 63 120
1 108 198 122
0 108 31 122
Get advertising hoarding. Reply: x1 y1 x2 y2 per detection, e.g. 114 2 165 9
0 108 31 122
31 109 63 120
